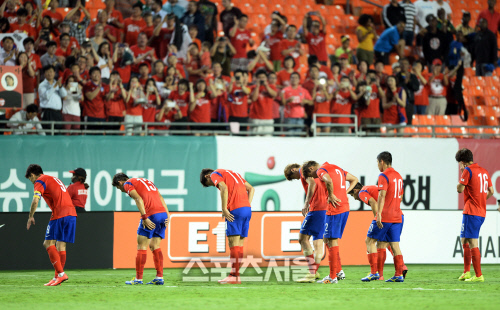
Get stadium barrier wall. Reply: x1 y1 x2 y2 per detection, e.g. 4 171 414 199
0 212 114 270
113 211 500 269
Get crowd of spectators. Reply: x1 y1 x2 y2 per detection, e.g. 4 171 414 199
0 0 499 136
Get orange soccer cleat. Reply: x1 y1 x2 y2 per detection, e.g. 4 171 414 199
50 273 69 286
218 275 241 284
44 278 56 286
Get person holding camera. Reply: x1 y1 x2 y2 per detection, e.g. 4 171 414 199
210 35 235 77
331 76 361 133
83 67 108 133
229 14 254 72
39 65 66 131
227 69 250 125
357 70 385 133
302 66 333 134
303 11 328 66
281 72 313 133
62 75 83 135
382 75 407 134
249 70 278 136
105 71 127 131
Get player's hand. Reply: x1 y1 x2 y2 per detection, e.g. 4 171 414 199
376 213 383 229
301 205 309 217
328 195 341 207
27 217 35 230
222 209 234 222
143 218 156 230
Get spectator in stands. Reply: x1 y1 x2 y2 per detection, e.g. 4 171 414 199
123 2 147 47
250 70 278 136
0 17 9 33
41 41 60 80
0 36 16 66
167 78 192 126
181 1 205 42
210 36 235 76
23 37 41 83
447 30 464 68
374 20 406 65
472 18 498 76
198 0 218 43
17 52 35 107
276 56 295 89
11 8 36 39
189 79 212 132
356 14 377 66
162 0 187 20
188 23 202 50
358 70 384 133
7 103 45 135
89 10 118 45
435 0 452 20
332 76 359 133
477 0 500 35
104 72 127 132
334 35 354 64
382 0 406 29
149 0 167 19
227 69 250 124
0 0 18 24
412 60 428 115
396 58 419 125
354 60 368 88
303 11 328 66
143 78 162 125
400 0 417 46
456 11 474 36
414 0 435 32
130 32 157 75
83 67 108 132
427 58 448 115
90 43 113 84
39 65 66 131
437 8 455 34
264 11 287 36
186 43 207 83
105 0 125 34
89 24 110 53
64 2 91 46
247 49 274 75
220 0 242 37
281 25 304 71
383 75 407 133
43 0 63 28
124 76 145 135
62 75 82 134
263 20 284 72
230 14 253 71
302 66 332 133
281 72 312 133
375 60 389 88
422 14 449 66
36 15 59 50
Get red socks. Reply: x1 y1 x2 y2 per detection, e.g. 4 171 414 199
471 247 482 277
394 255 404 276
55 251 67 277
152 249 164 278
337 251 342 273
136 250 147 279
377 248 386 276
306 254 316 274
46 245 63 274
237 246 244 268
230 246 240 277
463 243 472 273
367 253 378 274
328 246 339 279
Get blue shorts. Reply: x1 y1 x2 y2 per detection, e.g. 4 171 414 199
45 216 77 243
226 207 251 238
460 214 485 239
300 210 327 240
367 215 404 242
324 212 349 239
137 212 168 239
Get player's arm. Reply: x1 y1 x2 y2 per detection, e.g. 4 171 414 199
376 190 386 229
302 177 316 216
368 198 378 217
345 172 359 194
27 195 40 230
457 184 465 193
321 173 340 207
487 186 494 200
158 191 170 225
217 181 234 222
129 189 155 230
244 181 255 205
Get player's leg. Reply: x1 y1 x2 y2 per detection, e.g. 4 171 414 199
465 237 483 281
312 239 323 276
49 215 76 286
334 212 349 280
238 237 245 268
55 242 67 278
147 237 164 285
299 233 315 272
361 237 380 282
376 241 388 280
43 239 64 286
127 218 154 285
319 237 339 283
385 221 405 282
459 237 472 281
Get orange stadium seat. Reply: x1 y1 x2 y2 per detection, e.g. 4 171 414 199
462 76 470 87
470 76 486 87
484 106 500 120
484 76 500 87
415 114 435 125
485 115 499 126
485 96 499 106
484 86 499 96
435 115 452 138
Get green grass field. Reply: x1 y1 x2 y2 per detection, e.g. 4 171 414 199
1 265 499 310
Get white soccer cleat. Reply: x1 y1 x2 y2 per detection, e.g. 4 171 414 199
337 270 346 280
317 275 338 284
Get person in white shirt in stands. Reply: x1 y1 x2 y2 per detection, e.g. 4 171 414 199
62 75 83 135
7 104 45 135
414 0 437 33
38 65 67 132
434 0 452 20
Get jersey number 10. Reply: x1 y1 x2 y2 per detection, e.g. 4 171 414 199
393 178 403 198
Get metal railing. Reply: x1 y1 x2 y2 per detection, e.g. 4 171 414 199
312 114 359 137
361 124 500 138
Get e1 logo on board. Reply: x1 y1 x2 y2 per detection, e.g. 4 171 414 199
0 66 23 108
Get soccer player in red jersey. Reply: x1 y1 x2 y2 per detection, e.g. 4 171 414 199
349 183 408 281
25 164 77 286
456 148 494 282
67 168 89 213
200 168 255 284
113 173 170 285
284 163 327 283
303 161 359 284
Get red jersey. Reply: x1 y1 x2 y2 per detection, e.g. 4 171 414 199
105 87 126 117
299 168 327 211
305 31 328 62
55 36 80 50
377 167 404 223
42 10 63 25
168 90 190 118
186 55 202 84
249 84 277 120
140 25 155 39
383 87 406 125
155 28 174 59
123 17 147 46
358 185 387 220
34 174 77 220
429 73 447 97
126 96 143 116
331 89 353 124
276 69 293 88
83 82 108 118
123 178 166 217
316 162 350 215
281 86 311 119
67 182 88 209
359 84 381 119
227 84 249 117
130 45 156 73
459 163 491 218
414 79 429 106
263 31 283 61
210 169 250 211
280 39 301 70
190 93 211 123
230 28 251 59
55 47 72 58
143 94 159 123
302 79 330 123
10 23 37 39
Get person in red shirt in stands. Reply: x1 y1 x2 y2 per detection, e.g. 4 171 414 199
151 13 176 60
358 70 385 133
281 72 313 133
208 76 229 124
55 33 77 58
168 79 194 129
140 12 155 39
331 76 359 133
280 25 305 71
263 20 284 72
302 66 333 134
105 0 124 36
23 37 41 93
382 75 407 133
130 32 157 74
477 0 500 35
123 2 147 46
249 70 278 136
83 67 109 132
124 76 145 135
412 60 428 115
67 168 89 214
226 68 250 125
143 78 162 126
55 22 80 50
138 63 150 86
105 71 127 130
189 79 213 134
186 42 207 84
303 11 328 66
0 0 18 24
88 10 118 44
10 8 37 39
229 14 254 71
42 0 63 28
276 56 296 89
17 52 35 107
426 58 448 115
339 53 353 80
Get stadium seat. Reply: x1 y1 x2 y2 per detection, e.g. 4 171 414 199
484 106 500 121
417 126 433 138
462 76 470 87
464 67 475 77
484 76 500 87
470 76 486 87
434 115 452 138
484 86 499 96
415 114 435 125
484 96 499 107
485 115 499 126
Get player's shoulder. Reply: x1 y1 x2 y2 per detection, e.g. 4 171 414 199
211 169 225 178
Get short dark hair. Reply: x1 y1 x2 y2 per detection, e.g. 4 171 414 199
348 182 363 194
1 36 13 43
26 104 38 113
112 173 129 186
290 72 300 79
455 148 473 163
188 24 198 31
139 62 149 70
23 37 34 46
240 14 248 19
45 40 56 49
43 65 55 73
234 69 245 76
25 164 43 179
284 163 300 181
358 14 373 27
200 168 214 187
307 55 319 66
89 66 101 76
178 79 189 88
255 69 268 78
110 70 120 76
377 151 392 165
133 2 143 10
16 8 28 16
302 160 319 178
286 25 297 31
284 56 296 68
